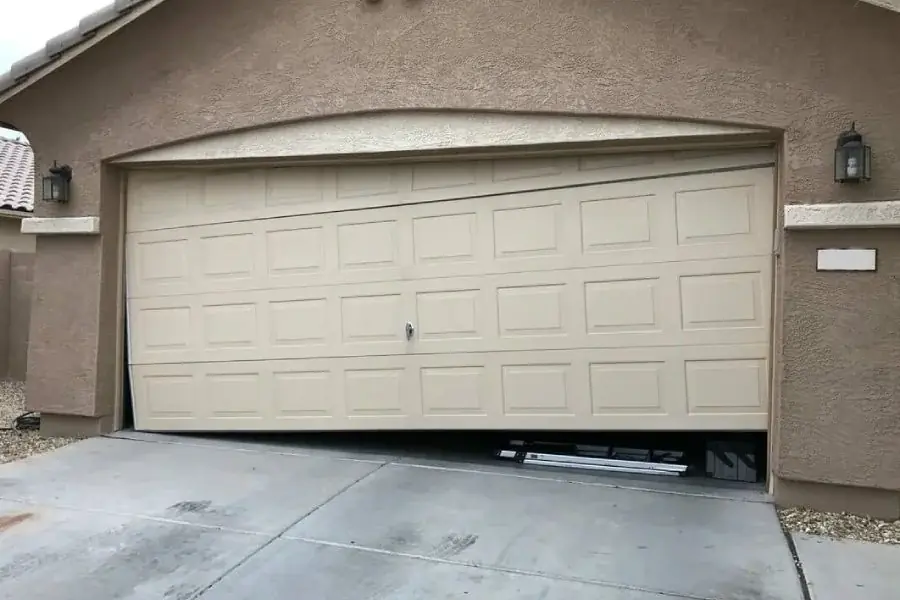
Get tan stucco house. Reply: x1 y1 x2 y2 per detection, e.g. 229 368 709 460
1 0 899 518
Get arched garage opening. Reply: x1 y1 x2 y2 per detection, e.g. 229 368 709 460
114 110 779 483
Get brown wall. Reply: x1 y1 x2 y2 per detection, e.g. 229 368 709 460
0 219 35 254
1 0 899 505
0 249 33 381
779 230 900 491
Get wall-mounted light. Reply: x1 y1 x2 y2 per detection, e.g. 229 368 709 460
834 122 871 184
42 161 73 203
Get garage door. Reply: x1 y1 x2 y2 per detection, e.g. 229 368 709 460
125 150 775 432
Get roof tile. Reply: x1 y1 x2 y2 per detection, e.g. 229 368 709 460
0 0 158 99
45 28 85 58
78 6 122 35
0 137 35 213
9 50 48 80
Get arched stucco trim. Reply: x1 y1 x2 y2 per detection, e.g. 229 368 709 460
113 110 773 165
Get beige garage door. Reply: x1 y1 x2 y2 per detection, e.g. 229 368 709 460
125 149 775 432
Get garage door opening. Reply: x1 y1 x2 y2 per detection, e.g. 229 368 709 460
122 148 776 439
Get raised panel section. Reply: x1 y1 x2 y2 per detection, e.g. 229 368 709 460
579 154 655 171
585 278 660 334
498 285 565 337
337 166 401 199
135 238 189 285
502 364 572 415
200 233 255 280
338 220 399 270
590 362 664 414
421 367 485 415
493 158 563 182
341 294 402 343
416 290 479 340
345 369 403 415
273 371 331 417
205 372 262 417
266 167 325 206
143 375 194 418
412 162 478 191
203 303 258 348
138 307 191 351
676 185 753 244
685 359 767 413
413 213 476 264
204 171 263 208
128 172 197 217
493 205 561 258
266 227 325 276
581 195 653 251
269 299 328 346
680 272 761 331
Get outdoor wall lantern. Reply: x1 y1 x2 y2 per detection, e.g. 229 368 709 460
834 122 871 183
42 161 73 203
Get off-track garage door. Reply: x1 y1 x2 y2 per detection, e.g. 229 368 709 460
125 151 775 432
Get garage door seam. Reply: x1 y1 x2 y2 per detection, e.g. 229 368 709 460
186 462 388 600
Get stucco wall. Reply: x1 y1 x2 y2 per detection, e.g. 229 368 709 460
780 229 900 491
0 218 35 254
0 0 899 499
0 250 33 381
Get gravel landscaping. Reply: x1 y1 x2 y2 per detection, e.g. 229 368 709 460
780 507 900 546
0 379 76 464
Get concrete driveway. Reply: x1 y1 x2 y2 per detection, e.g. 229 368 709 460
0 432 804 600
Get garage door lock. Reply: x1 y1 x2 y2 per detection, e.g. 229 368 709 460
405 321 415 341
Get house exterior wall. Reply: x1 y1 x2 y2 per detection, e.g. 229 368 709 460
0 218 35 254
7 252 33 381
1 0 899 515
0 250 34 381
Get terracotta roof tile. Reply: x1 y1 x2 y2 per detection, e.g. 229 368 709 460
0 137 35 213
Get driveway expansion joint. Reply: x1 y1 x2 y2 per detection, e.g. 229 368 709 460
186 461 389 600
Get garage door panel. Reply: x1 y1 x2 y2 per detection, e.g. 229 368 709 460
129 257 769 365
131 344 769 432
127 149 774 233
127 170 774 301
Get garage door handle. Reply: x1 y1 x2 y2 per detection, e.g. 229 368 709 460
405 321 415 341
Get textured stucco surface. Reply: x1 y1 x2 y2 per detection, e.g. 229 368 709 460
0 218 35 253
114 111 768 163
785 201 900 229
779 229 900 491
0 0 899 497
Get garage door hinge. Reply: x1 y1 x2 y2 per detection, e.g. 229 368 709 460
773 229 782 256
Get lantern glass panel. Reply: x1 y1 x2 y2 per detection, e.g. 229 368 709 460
52 178 64 201
845 146 863 180
41 175 53 201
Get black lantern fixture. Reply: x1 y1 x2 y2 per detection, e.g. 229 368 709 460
834 122 871 183
42 161 73 203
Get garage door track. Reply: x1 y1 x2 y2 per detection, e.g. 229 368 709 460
0 433 804 599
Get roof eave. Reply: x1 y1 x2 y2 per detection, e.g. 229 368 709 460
0 0 170 106
861 0 900 12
